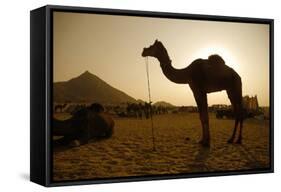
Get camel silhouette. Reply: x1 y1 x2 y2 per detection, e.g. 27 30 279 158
53 103 114 146
142 40 244 147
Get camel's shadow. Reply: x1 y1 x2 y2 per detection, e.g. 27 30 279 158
191 146 211 172
195 146 211 162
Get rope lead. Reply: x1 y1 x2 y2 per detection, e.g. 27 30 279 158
145 57 156 151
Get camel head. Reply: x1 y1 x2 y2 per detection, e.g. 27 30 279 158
142 39 162 58
89 103 104 113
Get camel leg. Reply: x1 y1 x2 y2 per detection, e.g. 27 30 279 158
226 90 240 143
227 89 243 144
236 106 244 144
53 118 80 144
227 118 238 143
194 91 210 147
236 121 243 144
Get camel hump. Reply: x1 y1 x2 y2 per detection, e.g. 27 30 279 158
208 54 225 65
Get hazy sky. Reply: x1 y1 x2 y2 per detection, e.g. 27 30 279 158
53 12 270 106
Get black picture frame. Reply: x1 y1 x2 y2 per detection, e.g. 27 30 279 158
30 5 274 187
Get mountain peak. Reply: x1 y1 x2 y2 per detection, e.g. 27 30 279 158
77 70 96 80
54 71 136 104
81 70 92 76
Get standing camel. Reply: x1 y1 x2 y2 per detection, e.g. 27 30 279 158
142 40 243 147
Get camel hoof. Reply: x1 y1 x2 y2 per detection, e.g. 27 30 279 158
201 142 210 147
235 140 242 144
199 140 210 147
227 138 234 144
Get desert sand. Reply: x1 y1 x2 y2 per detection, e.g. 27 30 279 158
53 113 270 181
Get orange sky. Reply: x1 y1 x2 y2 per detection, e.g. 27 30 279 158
53 11 270 106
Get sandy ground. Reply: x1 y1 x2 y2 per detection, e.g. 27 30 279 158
53 113 270 181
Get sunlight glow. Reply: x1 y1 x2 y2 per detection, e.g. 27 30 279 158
193 45 239 71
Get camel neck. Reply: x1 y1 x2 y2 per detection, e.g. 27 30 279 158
155 44 190 84
159 60 190 84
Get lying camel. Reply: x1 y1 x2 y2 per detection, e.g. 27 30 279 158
53 103 114 146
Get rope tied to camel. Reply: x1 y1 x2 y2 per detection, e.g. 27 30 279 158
145 57 156 151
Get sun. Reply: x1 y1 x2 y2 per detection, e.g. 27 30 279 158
193 45 239 70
